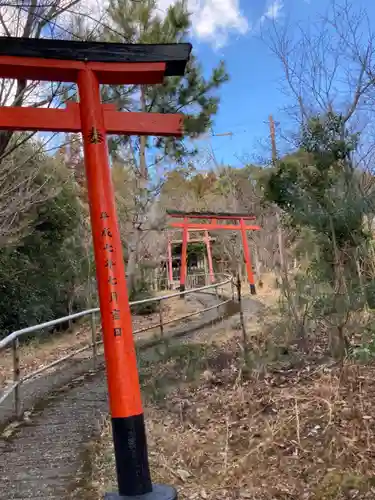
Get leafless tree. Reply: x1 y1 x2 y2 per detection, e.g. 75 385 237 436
0 140 60 244
265 0 375 156
0 1 108 244
264 0 375 240
0 0 89 158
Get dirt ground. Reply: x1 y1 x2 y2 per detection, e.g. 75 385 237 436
89 284 375 500
0 293 202 390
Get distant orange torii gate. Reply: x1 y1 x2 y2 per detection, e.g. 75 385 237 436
167 210 261 295
167 229 216 287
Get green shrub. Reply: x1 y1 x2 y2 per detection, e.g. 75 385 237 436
365 280 375 309
0 157 90 339
129 281 158 316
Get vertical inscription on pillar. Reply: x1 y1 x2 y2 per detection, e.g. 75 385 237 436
100 211 122 337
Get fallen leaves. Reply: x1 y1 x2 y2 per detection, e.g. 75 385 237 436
152 357 375 499
90 329 375 499
176 469 192 482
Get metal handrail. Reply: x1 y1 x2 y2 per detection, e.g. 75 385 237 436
0 273 231 350
0 308 99 351
0 273 234 417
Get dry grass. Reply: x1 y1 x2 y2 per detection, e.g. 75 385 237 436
0 294 202 390
257 272 280 307
149 359 375 500
90 291 375 500
91 343 375 500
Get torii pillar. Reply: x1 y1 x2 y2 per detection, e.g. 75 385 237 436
0 36 192 500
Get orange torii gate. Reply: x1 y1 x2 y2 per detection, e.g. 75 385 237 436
0 36 191 500
167 210 261 295
167 229 216 287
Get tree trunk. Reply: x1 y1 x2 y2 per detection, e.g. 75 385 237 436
126 86 148 293
126 229 142 293
253 245 262 287
355 251 369 311
328 215 350 358
203 253 208 284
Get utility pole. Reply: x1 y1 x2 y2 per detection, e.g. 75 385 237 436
269 115 285 272
269 115 278 163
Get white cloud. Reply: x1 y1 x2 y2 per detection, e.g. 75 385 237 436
259 0 284 25
0 0 251 52
157 0 249 48
157 0 284 49
75 0 249 49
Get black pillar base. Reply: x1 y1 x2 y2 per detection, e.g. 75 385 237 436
179 283 185 298
112 415 152 496
250 284 256 295
105 483 177 500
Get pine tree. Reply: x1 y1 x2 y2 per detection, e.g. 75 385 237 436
103 0 229 290
105 0 228 164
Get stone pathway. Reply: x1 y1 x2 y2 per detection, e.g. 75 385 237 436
1 370 108 499
0 294 261 499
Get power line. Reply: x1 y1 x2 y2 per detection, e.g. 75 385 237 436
15 4 86 41
1 3 170 46
65 8 130 41
0 3 108 41
211 131 233 137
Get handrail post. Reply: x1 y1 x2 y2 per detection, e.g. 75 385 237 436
215 285 220 319
159 299 164 339
236 273 249 363
12 338 20 418
90 311 97 370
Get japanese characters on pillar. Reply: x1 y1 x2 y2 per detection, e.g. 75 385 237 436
100 212 122 333
78 68 150 497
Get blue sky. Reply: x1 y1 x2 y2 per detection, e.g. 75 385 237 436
181 0 374 167
36 0 375 172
